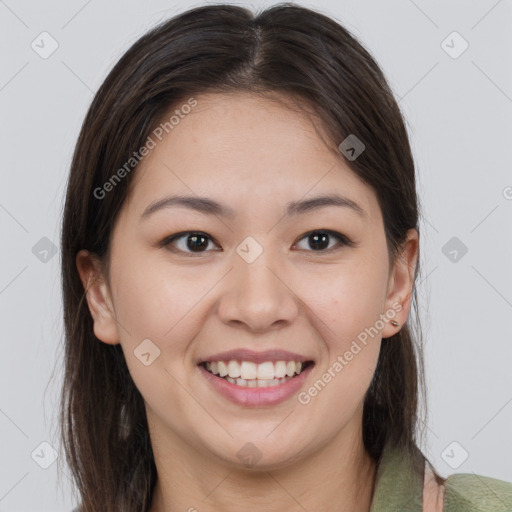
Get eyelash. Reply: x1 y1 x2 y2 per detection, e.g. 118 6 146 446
160 230 355 256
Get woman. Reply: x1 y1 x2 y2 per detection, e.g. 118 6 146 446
60 3 512 511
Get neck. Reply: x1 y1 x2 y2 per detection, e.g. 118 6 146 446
148 423 377 512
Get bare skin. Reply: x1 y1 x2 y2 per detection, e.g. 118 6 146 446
77 92 419 512
423 463 445 512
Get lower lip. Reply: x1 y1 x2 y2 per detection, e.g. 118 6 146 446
198 363 314 407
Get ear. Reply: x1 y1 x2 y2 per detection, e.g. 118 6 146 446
381 229 419 339
76 249 120 344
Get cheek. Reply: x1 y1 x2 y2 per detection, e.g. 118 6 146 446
296 256 387 409
110 248 213 341
309 259 389 342
110 254 210 413
301 266 385 420
108 251 226 406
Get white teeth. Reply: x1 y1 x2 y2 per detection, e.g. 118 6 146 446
257 361 275 380
203 359 309 385
240 361 257 380
228 360 241 378
275 361 287 378
218 361 228 377
232 377 288 387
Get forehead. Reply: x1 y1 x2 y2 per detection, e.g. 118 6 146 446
125 92 381 224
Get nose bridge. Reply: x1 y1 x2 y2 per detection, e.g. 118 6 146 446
217 234 299 330
234 234 285 301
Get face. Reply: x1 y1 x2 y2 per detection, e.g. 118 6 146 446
78 92 418 470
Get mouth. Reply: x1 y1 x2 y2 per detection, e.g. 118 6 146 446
198 359 315 388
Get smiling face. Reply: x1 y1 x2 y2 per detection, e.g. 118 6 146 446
77 92 418 472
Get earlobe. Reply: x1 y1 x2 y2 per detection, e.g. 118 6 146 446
381 229 419 339
76 249 120 344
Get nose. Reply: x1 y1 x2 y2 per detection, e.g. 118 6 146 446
216 249 300 333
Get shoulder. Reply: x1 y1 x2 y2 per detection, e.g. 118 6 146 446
442 472 512 512
423 461 512 512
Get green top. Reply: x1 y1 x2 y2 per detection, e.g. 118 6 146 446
71 440 512 511
370 440 512 511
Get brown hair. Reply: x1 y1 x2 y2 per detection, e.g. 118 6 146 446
59 3 443 510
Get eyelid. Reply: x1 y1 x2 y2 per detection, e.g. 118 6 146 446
160 231 220 255
161 229 354 255
293 229 355 252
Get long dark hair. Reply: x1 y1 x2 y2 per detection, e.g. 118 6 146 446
59 3 443 510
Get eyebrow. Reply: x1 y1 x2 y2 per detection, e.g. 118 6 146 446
140 193 367 220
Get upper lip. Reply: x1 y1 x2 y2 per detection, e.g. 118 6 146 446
197 349 314 365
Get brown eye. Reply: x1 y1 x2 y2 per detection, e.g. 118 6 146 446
294 230 353 252
162 231 219 255
161 229 354 256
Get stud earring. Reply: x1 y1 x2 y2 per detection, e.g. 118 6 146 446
390 320 399 327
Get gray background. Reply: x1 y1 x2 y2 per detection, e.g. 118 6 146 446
0 0 511 510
